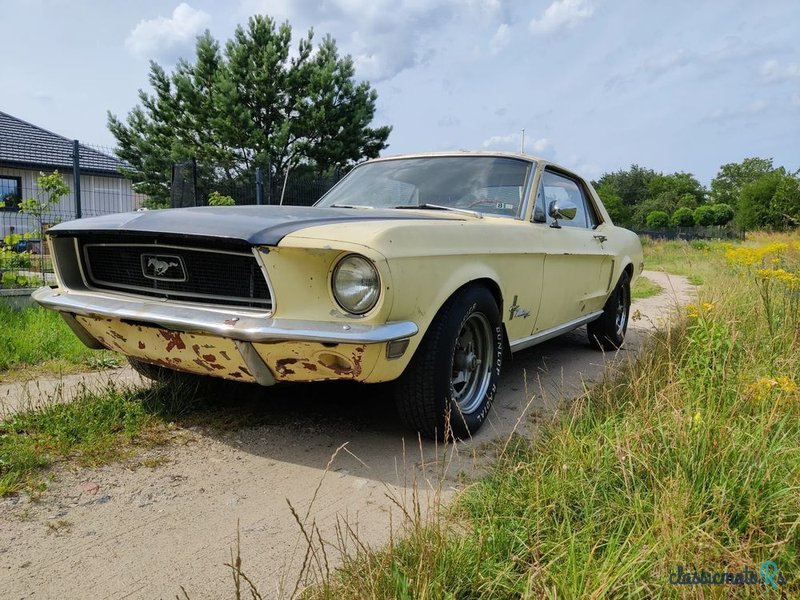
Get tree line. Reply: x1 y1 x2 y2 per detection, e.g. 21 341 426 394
593 158 800 230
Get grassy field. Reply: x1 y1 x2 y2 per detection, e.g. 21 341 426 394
0 304 120 379
303 234 800 599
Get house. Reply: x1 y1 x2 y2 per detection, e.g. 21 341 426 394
0 110 142 241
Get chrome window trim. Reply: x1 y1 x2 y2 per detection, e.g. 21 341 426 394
515 159 537 222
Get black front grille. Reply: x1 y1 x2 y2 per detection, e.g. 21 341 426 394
82 243 271 309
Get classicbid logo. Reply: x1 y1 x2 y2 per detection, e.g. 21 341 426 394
669 561 786 589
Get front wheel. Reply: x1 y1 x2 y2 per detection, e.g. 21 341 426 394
587 271 631 350
394 286 503 440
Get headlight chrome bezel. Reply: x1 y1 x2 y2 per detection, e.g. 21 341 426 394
331 254 381 315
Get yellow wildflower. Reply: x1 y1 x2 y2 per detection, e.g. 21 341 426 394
755 268 800 286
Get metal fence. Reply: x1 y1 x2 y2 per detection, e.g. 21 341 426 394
174 160 342 208
633 226 746 241
1 137 341 290
1 139 144 289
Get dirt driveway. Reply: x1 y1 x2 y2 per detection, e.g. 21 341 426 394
0 271 693 599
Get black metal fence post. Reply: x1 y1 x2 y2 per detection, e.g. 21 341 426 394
266 158 272 205
255 167 264 205
72 139 82 219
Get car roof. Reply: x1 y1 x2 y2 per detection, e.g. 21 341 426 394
365 150 580 179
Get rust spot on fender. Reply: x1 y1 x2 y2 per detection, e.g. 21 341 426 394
276 358 299 376
138 341 146 350
202 354 216 362
229 372 243 378
220 350 231 361
351 345 366 377
159 331 186 352
301 362 318 372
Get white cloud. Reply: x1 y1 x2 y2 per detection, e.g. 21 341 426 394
239 0 507 81
482 132 551 155
483 133 520 147
760 59 800 82
125 3 211 61
490 24 511 55
704 99 770 123
529 0 594 35
529 137 551 153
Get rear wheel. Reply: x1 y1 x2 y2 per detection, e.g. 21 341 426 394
587 271 631 350
394 286 503 440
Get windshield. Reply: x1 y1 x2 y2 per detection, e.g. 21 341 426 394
316 156 534 218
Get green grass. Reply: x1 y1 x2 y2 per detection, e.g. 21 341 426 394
631 275 663 300
0 380 198 495
639 238 718 284
303 235 800 599
0 304 120 379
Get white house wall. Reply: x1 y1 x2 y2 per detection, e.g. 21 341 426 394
1 166 143 239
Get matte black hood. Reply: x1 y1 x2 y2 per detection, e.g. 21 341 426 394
48 205 459 246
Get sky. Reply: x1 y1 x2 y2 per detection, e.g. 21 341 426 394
1 0 798 184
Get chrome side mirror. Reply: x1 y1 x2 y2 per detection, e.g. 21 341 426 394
548 199 577 228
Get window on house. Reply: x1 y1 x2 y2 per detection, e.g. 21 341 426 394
0 176 22 212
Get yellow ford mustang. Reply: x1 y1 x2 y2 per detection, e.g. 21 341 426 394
34 152 642 439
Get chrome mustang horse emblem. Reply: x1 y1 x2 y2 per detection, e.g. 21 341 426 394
141 254 186 281
147 257 178 276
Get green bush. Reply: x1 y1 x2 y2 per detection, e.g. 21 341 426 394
693 205 716 226
709 203 734 225
645 210 670 228
1 272 42 289
671 207 695 227
208 191 236 206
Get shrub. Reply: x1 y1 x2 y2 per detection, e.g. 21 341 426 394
645 210 670 229
671 207 695 227
709 203 734 225
693 205 716 226
208 191 236 206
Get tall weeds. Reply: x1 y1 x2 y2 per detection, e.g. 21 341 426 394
304 236 800 599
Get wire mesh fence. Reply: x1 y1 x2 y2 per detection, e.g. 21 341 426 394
633 226 745 241
1 135 342 290
1 138 146 289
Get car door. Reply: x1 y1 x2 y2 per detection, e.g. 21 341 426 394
529 169 614 335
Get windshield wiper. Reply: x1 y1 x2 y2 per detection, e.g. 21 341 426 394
394 204 483 219
329 203 375 209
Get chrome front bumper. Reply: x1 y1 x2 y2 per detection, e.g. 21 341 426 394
32 286 418 345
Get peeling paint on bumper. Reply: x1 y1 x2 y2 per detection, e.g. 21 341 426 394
74 315 384 385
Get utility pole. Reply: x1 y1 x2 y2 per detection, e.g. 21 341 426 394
520 128 525 153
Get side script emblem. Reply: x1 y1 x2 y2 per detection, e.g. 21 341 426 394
141 254 187 282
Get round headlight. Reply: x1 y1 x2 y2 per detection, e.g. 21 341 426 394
332 254 380 314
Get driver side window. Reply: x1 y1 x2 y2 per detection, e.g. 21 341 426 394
540 171 595 229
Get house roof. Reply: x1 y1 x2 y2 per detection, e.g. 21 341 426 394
0 111 125 176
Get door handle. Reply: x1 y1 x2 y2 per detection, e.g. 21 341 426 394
593 234 607 243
